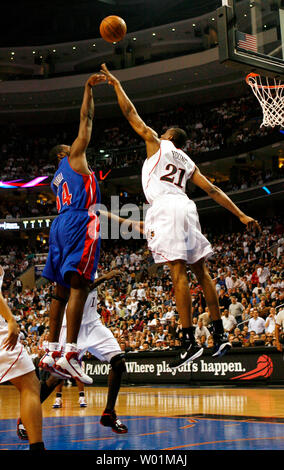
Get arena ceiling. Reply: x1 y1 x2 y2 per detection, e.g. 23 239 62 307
0 0 247 125
1 0 220 46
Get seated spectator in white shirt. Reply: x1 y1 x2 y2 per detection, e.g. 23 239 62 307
195 319 210 346
222 309 237 334
248 310 266 335
163 305 176 322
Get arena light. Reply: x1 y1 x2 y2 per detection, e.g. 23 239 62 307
0 176 49 189
262 186 271 195
22 176 49 188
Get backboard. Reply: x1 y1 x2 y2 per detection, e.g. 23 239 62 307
217 0 284 78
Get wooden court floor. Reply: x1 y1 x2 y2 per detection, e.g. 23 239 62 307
1 384 284 451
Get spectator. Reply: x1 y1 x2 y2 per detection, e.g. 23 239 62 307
248 310 266 335
221 309 237 334
229 296 244 325
194 319 210 346
265 308 276 334
198 308 211 327
257 264 270 287
100 306 112 325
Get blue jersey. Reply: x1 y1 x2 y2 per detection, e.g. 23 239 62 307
42 157 101 288
51 156 101 214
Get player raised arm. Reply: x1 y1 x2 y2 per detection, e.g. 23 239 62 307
191 167 260 231
100 63 160 159
69 73 106 172
89 269 122 291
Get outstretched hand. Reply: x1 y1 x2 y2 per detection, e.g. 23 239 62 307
87 73 106 87
239 214 261 233
100 63 120 86
104 269 122 280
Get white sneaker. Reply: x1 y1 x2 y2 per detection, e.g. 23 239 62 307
39 351 71 380
52 397 62 409
79 396 87 408
56 352 93 385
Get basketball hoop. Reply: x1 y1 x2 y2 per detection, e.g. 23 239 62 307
246 73 284 128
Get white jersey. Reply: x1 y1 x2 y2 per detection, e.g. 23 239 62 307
142 139 196 205
62 289 99 327
59 287 121 363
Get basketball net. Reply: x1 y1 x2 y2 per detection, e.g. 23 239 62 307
246 73 284 128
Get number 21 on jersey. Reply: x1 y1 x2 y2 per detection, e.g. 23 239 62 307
56 182 72 212
160 164 186 188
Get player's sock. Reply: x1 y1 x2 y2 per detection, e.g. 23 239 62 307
52 393 63 408
48 342 61 352
64 343 79 353
29 441 45 451
40 379 61 403
78 392 87 407
212 319 231 357
212 319 224 336
182 327 196 345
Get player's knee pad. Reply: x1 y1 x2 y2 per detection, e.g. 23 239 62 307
110 354 126 375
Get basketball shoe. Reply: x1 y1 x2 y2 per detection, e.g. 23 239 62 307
79 396 87 408
39 350 71 380
17 418 28 441
52 397 62 409
169 341 204 370
56 350 93 385
100 410 128 434
212 334 232 358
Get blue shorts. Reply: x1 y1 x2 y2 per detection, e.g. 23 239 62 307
42 210 101 289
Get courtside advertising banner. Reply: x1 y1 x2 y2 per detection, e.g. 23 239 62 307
84 349 283 385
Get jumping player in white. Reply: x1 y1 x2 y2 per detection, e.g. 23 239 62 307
100 63 260 368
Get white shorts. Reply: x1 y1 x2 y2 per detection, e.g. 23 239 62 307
0 325 35 384
59 319 122 363
145 194 213 264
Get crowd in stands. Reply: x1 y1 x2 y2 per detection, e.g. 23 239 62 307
96 94 277 168
0 92 282 188
0 214 283 367
1 157 283 220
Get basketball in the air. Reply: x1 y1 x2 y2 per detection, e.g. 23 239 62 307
100 16 127 43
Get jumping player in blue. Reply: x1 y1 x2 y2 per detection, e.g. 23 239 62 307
40 73 105 384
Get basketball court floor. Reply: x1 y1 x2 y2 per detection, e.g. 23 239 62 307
1 384 284 451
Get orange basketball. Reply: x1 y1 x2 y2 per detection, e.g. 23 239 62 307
100 16 127 43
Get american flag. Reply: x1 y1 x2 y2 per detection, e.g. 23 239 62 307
236 31 257 53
